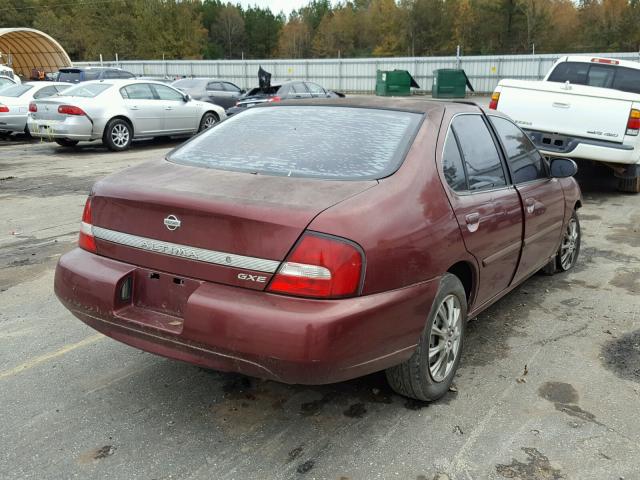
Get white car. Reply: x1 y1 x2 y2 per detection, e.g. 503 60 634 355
490 55 640 192
27 79 226 151
0 82 70 135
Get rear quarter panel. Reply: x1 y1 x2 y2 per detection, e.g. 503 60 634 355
308 106 474 296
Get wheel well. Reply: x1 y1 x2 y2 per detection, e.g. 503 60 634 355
574 200 582 210
447 261 474 303
106 115 134 136
205 110 220 121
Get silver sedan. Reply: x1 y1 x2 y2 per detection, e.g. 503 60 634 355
27 80 226 151
0 82 70 135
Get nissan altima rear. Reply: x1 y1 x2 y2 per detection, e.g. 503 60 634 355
54 99 581 401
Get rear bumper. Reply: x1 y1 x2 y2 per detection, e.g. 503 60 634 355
27 116 95 140
0 113 27 132
54 248 439 384
527 129 640 166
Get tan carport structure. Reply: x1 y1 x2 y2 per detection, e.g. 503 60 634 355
0 28 72 79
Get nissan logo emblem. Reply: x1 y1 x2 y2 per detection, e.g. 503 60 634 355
163 214 181 231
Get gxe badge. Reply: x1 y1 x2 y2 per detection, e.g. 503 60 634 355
163 214 181 231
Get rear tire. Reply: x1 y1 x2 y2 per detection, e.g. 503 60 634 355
55 138 79 148
617 176 640 193
103 118 132 151
23 125 32 139
198 112 218 132
386 273 467 401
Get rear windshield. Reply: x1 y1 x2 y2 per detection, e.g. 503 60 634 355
0 84 33 97
548 61 640 94
58 69 101 83
61 83 111 98
173 79 207 88
168 106 422 180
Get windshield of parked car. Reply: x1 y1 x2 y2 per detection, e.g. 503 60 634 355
548 61 640 94
173 79 207 88
0 84 33 97
168 106 422 180
61 83 112 97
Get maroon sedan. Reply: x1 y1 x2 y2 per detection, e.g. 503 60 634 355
54 98 582 401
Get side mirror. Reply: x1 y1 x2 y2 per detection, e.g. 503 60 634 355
240 89 246 94
549 158 578 178
183 94 191 102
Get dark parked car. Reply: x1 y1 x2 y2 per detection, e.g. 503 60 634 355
226 80 344 115
56 67 136 83
172 78 244 109
54 98 582 401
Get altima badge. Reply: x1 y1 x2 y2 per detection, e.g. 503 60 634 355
164 214 181 231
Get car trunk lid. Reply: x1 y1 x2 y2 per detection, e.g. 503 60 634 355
90 159 376 290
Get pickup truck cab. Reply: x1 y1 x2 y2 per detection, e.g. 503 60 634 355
490 55 640 192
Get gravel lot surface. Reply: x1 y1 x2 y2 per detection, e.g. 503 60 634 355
1 132 639 480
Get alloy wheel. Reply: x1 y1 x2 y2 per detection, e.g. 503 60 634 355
111 124 130 148
428 294 462 382
560 218 579 270
203 115 216 129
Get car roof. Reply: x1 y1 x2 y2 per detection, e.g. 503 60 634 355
24 81 70 86
258 96 484 115
59 67 126 72
77 79 177 87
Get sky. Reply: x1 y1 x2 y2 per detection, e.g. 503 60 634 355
237 0 318 15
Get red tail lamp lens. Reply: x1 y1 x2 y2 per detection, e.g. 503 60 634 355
626 109 640 136
0 105 8 113
267 96 281 103
58 105 86 116
267 233 363 299
78 197 97 253
489 92 500 110
28 102 37 112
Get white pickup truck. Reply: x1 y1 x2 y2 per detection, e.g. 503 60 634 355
490 55 640 192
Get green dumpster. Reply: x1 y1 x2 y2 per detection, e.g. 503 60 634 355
375 70 420 96
432 69 474 98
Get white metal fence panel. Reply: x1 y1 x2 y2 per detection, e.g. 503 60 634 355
76 52 640 93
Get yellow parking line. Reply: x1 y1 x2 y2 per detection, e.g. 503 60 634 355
0 333 104 380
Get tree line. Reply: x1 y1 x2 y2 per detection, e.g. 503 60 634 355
0 0 638 61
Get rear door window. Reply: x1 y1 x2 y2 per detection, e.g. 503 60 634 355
441 131 468 192
452 115 507 191
207 82 224 91
121 84 155 100
169 106 422 180
490 116 547 183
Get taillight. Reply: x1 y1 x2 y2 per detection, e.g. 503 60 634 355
489 92 500 110
627 109 640 136
29 102 37 112
78 197 97 253
0 104 8 113
58 105 86 116
267 233 364 299
267 96 281 103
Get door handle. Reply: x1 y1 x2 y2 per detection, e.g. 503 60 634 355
164 106 173 110
525 198 535 214
465 213 480 232
130 106 140 110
